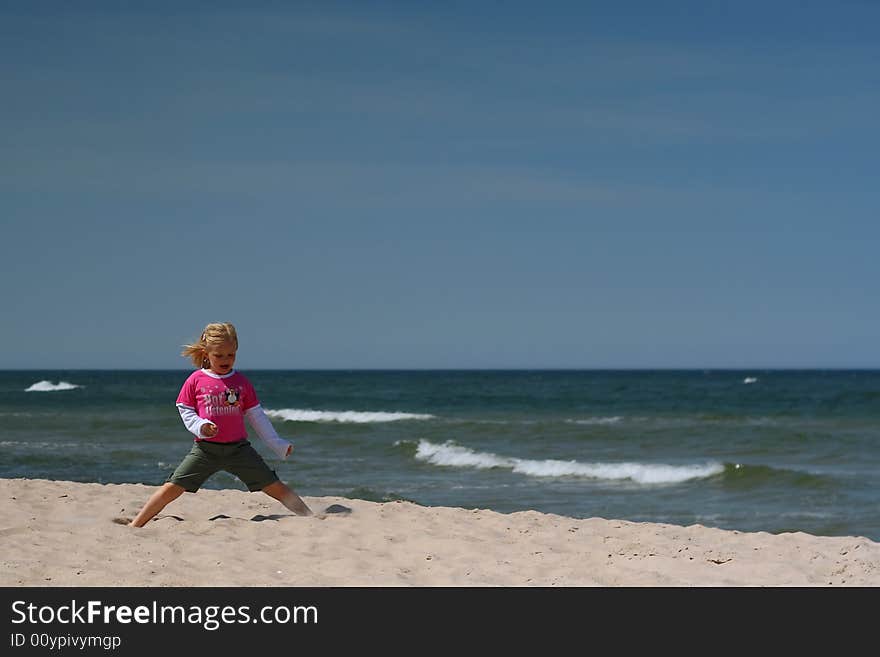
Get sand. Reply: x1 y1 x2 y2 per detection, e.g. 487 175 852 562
1 477 878 587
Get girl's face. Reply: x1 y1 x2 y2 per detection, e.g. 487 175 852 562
205 341 237 375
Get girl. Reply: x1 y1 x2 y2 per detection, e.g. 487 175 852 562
129 322 313 527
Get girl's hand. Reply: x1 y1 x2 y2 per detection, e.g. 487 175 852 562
201 422 218 438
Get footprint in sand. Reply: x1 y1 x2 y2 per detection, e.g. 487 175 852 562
251 514 288 522
112 514 183 525
324 504 352 515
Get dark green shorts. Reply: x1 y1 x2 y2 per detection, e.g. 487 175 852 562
167 440 279 493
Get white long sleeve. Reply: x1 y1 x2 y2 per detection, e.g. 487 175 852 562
246 405 292 460
177 403 212 438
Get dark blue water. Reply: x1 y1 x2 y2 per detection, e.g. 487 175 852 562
2 369 878 540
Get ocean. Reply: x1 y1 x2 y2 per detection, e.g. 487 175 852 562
2 369 878 541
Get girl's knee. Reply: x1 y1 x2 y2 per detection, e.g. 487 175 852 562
161 482 186 499
261 480 286 495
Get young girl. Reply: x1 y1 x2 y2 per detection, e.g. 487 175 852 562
129 322 313 527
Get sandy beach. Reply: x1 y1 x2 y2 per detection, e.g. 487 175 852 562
1 477 878 587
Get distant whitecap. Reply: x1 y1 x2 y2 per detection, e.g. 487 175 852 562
743 377 758 384
265 408 434 423
566 416 623 425
25 380 81 392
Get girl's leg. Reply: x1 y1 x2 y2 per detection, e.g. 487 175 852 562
129 483 186 527
262 480 313 516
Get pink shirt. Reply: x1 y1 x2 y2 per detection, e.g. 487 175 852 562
176 369 260 443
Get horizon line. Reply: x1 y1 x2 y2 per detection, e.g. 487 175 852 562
2 366 879 372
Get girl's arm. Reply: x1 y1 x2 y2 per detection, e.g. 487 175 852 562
177 403 214 438
245 406 293 459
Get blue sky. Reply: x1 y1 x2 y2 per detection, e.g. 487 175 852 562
2 1 878 369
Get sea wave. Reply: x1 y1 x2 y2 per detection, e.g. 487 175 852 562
720 462 833 489
565 416 623 425
24 380 81 392
406 439 723 484
265 408 435 424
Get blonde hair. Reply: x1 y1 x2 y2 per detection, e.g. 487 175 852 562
182 322 239 368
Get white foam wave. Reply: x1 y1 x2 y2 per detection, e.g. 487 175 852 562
24 380 81 392
566 416 623 425
411 439 723 484
743 377 758 384
265 408 435 424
